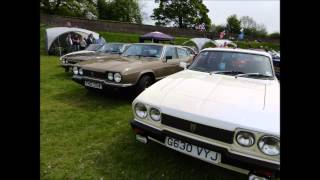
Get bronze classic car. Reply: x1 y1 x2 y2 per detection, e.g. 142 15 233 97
72 43 194 93
60 42 131 72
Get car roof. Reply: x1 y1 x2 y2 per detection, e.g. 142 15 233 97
201 47 272 59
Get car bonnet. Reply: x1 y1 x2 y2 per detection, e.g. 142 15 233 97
136 70 280 135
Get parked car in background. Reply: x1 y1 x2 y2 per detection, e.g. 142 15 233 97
268 50 280 79
72 43 194 93
130 48 280 180
59 44 103 61
61 43 131 72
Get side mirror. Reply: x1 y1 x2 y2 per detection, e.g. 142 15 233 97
179 62 189 69
166 55 172 60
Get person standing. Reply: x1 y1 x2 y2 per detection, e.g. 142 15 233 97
79 36 87 50
72 34 80 51
66 33 73 52
220 30 226 39
86 34 95 45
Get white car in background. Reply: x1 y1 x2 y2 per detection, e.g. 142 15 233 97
130 48 279 180
59 44 103 61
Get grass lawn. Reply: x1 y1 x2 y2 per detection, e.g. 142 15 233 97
40 55 247 180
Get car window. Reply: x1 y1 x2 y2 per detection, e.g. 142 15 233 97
164 47 178 59
177 48 189 58
186 48 194 55
97 43 124 54
122 44 163 59
188 51 274 78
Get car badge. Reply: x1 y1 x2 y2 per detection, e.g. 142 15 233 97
190 123 197 132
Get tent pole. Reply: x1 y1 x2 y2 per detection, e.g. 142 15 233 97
57 35 61 56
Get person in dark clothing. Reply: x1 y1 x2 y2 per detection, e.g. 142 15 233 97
86 33 95 45
72 34 80 51
66 33 73 52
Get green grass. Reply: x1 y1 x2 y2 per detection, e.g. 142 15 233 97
40 55 247 180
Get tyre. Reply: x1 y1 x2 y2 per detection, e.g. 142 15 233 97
64 67 69 73
136 75 154 94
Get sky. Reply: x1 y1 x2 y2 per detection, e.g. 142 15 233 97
139 0 280 33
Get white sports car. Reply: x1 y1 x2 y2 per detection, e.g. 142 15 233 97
130 48 280 180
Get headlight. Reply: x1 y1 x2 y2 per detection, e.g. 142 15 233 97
236 131 255 147
134 103 147 119
258 136 280 156
114 73 121 83
73 67 79 75
149 108 161 121
79 68 83 75
107 72 113 81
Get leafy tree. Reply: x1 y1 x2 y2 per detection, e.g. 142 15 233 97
151 0 211 30
210 24 226 35
40 0 98 19
97 0 142 24
226 14 241 35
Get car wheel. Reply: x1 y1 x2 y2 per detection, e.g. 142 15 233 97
137 75 154 94
65 67 69 73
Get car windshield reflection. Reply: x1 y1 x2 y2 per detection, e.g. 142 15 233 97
188 51 274 79
122 44 163 59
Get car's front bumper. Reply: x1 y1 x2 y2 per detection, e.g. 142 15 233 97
72 75 134 88
130 119 280 177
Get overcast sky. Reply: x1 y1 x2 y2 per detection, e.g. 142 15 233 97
139 0 280 33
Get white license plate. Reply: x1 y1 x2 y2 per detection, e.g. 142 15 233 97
84 81 103 89
165 137 221 164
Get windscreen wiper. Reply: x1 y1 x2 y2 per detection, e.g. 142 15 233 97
210 71 244 75
235 73 273 79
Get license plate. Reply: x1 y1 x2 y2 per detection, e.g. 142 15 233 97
165 137 221 164
84 81 103 89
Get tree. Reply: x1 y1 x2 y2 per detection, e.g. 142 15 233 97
151 0 211 30
226 14 241 35
40 0 98 19
240 16 257 30
211 24 226 35
255 24 268 38
97 0 142 24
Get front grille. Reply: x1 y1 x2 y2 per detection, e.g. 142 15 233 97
83 70 105 79
161 114 235 144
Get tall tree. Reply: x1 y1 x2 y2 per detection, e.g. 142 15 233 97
97 0 142 24
151 0 211 30
226 14 241 35
40 0 98 19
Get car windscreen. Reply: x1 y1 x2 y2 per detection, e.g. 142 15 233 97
188 51 274 78
122 44 163 59
97 43 124 54
85 44 102 51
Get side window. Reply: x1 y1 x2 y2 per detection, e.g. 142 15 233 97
164 47 178 59
177 48 188 58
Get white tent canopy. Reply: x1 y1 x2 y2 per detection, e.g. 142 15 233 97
182 38 237 52
45 27 99 52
